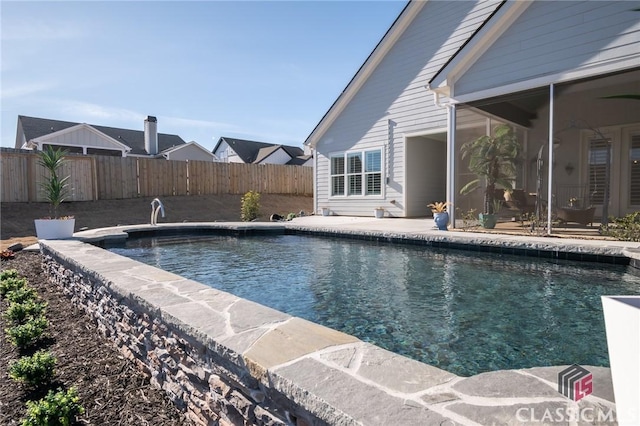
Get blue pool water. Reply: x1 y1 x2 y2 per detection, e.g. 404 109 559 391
110 234 640 377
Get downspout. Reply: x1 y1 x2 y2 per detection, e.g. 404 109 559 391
427 85 456 228
547 84 554 235
312 147 318 215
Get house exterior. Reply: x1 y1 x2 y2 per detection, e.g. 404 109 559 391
305 0 640 229
213 137 312 166
15 115 216 162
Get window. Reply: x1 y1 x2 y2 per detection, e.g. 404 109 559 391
630 135 640 205
365 150 381 195
588 138 611 205
330 149 382 197
347 153 362 195
331 156 345 196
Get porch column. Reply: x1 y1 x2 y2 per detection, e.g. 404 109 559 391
547 84 555 234
447 104 456 227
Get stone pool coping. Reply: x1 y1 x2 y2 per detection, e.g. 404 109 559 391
39 217 634 424
73 216 640 265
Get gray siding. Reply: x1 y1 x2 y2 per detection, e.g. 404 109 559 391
455 1 640 96
316 0 501 217
260 148 291 165
166 144 214 162
214 140 242 163
43 127 123 150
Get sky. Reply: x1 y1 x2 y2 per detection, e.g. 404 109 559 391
1 1 408 151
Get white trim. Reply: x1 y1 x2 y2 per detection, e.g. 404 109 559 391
328 148 385 200
305 1 426 148
447 104 456 228
403 127 448 139
402 128 448 217
160 141 217 161
402 128 448 218
162 141 211 156
431 1 532 91
313 147 318 214
450 58 640 104
125 153 158 158
547 84 555 234
255 146 290 164
31 123 131 153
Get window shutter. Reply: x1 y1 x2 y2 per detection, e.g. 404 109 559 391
630 135 640 205
588 138 610 205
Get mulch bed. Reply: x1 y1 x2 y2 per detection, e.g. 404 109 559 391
0 250 192 425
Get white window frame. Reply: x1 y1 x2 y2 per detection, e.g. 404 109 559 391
329 149 384 198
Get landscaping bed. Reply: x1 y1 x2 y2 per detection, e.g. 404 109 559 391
0 250 192 425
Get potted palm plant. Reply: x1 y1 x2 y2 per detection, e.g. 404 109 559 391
34 146 75 239
459 124 520 229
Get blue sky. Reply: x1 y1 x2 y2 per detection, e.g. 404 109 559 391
1 1 408 151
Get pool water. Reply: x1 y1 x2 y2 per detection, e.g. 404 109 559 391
110 234 640 377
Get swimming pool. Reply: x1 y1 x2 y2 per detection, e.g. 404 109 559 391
109 233 640 377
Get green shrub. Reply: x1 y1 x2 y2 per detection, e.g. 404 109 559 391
240 190 261 222
4 299 48 325
6 315 49 347
0 277 28 298
22 387 84 426
6 286 38 304
600 211 640 242
1 269 19 281
9 350 56 386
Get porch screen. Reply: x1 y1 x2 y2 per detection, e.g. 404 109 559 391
631 135 640 205
588 138 611 205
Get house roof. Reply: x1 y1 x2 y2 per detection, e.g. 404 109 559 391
18 115 187 155
286 154 312 166
159 141 217 159
254 145 284 164
429 0 516 92
303 0 505 147
280 145 305 158
213 137 304 164
303 0 415 147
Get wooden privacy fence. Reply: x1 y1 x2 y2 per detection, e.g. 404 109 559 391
1 150 313 202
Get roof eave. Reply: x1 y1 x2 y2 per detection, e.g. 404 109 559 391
304 0 421 148
428 0 529 97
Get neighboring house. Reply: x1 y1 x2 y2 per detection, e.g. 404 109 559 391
212 137 312 166
15 115 217 162
305 0 640 225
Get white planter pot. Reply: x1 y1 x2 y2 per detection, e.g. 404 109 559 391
374 208 384 219
601 296 640 426
34 218 76 240
321 207 330 217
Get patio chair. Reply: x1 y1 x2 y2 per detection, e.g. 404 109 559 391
554 184 596 226
503 189 537 218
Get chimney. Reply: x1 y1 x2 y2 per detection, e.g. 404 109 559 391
144 116 158 155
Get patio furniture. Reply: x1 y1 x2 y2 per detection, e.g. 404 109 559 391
555 184 595 226
557 206 596 226
503 189 537 217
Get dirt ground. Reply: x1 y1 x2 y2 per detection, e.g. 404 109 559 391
0 194 314 250
0 251 193 425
